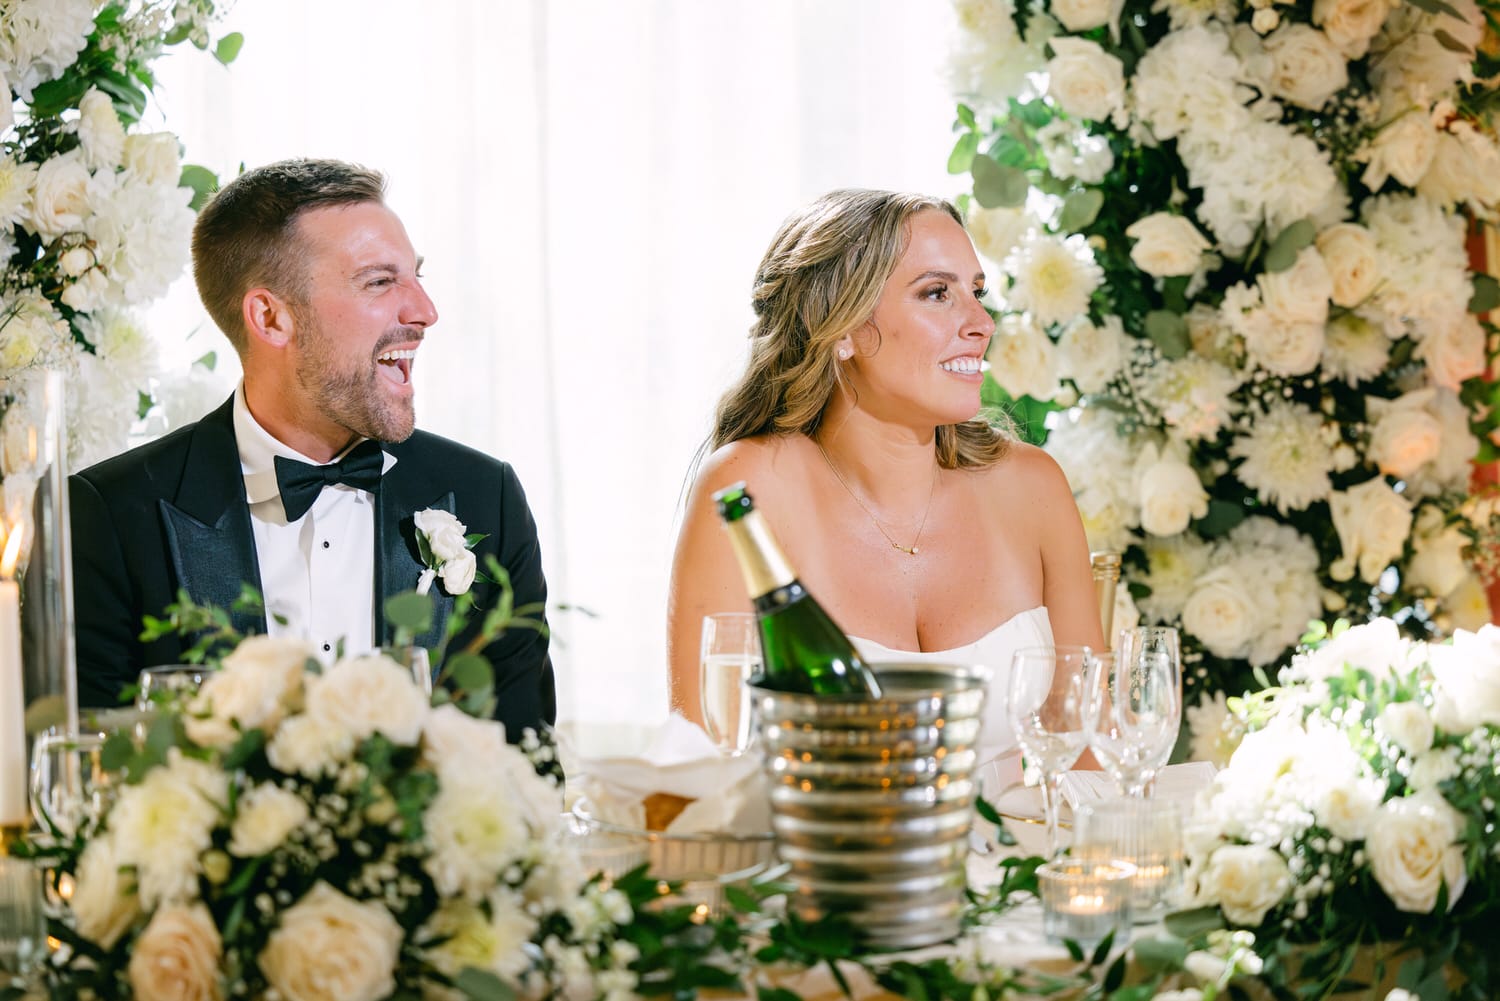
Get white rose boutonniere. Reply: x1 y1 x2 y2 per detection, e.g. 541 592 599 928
412 508 486 597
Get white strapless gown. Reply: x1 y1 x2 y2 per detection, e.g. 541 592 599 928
850 606 1054 784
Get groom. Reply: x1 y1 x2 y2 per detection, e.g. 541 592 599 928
69 159 555 741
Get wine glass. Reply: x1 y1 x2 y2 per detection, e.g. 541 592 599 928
1110 626 1182 796
28 731 112 836
1088 649 1179 797
1006 645 1103 858
135 664 213 712
699 613 761 754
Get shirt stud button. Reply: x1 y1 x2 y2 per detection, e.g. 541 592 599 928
322 540 330 549
322 643 331 652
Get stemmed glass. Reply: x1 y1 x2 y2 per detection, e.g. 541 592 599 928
1007 645 1103 857
699 613 762 754
1098 626 1182 796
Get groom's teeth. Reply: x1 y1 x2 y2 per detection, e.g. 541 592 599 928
377 349 417 362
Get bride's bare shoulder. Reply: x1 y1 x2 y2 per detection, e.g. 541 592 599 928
976 440 1071 492
694 434 814 499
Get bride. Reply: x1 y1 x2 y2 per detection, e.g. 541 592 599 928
666 188 1103 769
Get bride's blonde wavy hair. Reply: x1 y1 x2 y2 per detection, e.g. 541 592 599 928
711 188 1012 469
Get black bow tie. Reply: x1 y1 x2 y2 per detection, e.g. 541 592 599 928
274 440 386 521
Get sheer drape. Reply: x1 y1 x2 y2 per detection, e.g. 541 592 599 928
145 1 959 725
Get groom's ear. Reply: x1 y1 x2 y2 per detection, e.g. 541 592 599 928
242 287 296 349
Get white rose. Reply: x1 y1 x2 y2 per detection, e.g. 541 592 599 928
265 711 354 778
1242 311 1325 376
1263 25 1348 109
1362 111 1438 191
966 205 1033 267
1419 125 1500 210
260 883 403 1001
127 904 224 1001
1377 702 1436 757
77 88 126 170
1259 246 1332 327
1182 571 1258 659
987 313 1059 401
122 132 182 185
1055 314 1125 393
229 783 311 858
1051 0 1123 33
414 507 469 562
422 703 507 777
1314 223 1380 307
1197 844 1291 926
1136 444 1209 536
310 654 429 746
1406 506 1469 597
1313 0 1390 57
1329 479 1414 584
185 635 313 748
438 548 477 595
71 834 141 949
1407 747 1460 790
1046 38 1126 123
1429 626 1500 731
58 245 94 277
1367 392 1442 478
27 154 91 238
1415 312 1487 391
1367 792 1467 913
1125 212 1210 277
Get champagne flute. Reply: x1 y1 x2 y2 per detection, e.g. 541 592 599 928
699 613 761 754
1113 626 1182 796
1088 649 1179 796
1006 646 1102 858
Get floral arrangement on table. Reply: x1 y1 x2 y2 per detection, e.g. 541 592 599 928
0 0 236 517
1181 617 1500 999
21 587 764 1001
943 0 1500 716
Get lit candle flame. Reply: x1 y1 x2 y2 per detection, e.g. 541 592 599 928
0 521 23 579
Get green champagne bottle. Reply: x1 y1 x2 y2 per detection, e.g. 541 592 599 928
712 482 882 697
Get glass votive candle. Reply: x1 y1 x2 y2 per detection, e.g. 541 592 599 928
1036 857 1135 949
1072 796 1185 921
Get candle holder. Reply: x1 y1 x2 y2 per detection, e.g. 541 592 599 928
1037 857 1135 949
1072 796 1186 920
0 831 44 982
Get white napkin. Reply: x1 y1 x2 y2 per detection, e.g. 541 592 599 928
1057 761 1217 810
561 715 772 836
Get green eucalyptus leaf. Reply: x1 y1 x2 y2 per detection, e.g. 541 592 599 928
1144 310 1190 359
971 154 1029 208
447 652 494 693
1057 189 1104 232
100 732 135 772
179 164 219 212
948 131 980 174
1263 218 1316 272
1196 498 1246 538
1433 28 1472 52
385 592 434 634
1163 905 1227 939
453 968 515 1001
214 32 245 65
956 103 977 130
1469 273 1500 313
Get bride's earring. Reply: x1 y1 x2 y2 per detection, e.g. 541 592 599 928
837 347 852 361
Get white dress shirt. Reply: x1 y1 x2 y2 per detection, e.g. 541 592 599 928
233 384 397 661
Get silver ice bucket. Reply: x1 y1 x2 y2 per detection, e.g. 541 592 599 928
752 663 987 949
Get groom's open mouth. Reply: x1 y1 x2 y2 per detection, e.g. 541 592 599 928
376 347 417 387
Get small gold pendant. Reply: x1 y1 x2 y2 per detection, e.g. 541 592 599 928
892 542 918 555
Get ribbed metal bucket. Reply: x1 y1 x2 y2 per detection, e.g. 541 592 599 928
752 663 987 949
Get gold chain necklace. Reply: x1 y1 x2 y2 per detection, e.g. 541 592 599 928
814 438 938 556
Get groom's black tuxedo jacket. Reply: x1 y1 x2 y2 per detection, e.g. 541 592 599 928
69 396 556 742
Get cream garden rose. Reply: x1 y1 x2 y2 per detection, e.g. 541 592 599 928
1367 392 1443 478
70 833 141 949
1051 0 1124 33
1314 223 1380 307
229 782 310 858
1366 792 1467 913
1313 0 1390 56
1136 443 1209 536
1361 110 1438 190
986 314 1059 401
28 153 91 238
1329 478 1413 584
122 132 181 185
1197 844 1292 926
127 904 223 1001
310 654 429 747
260 883 403 1001
1045 37 1126 122
1182 571 1258 659
1125 212 1210 277
1263 24 1348 109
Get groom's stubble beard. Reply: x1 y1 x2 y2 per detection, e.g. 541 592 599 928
293 311 419 444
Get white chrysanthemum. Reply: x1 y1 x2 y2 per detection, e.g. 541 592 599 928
1056 314 1125 393
1046 405 1139 552
986 312 1059 400
1185 691 1242 768
1133 354 1242 441
0 0 94 99
1002 232 1102 328
0 157 36 228
422 898 537 982
1139 533 1215 622
1228 401 1334 512
1322 311 1390 385
73 308 159 398
84 171 196 309
65 350 134 471
107 751 227 908
425 770 533 901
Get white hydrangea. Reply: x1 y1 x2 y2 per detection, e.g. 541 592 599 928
986 312 1060 400
0 0 94 99
1139 533 1214 622
84 170 197 309
1055 314 1125 393
1362 193 1471 339
107 751 228 908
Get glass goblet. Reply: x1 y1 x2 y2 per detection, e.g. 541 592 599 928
135 664 213 712
28 731 112 837
699 612 761 754
1006 645 1103 857
1113 626 1182 795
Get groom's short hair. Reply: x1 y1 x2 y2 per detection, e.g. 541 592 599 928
192 158 386 356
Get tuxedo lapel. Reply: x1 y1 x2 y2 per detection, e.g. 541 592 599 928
375 468 454 653
160 398 266 637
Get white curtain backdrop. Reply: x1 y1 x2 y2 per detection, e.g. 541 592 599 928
144 0 960 726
